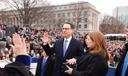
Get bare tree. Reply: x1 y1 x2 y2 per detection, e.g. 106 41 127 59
73 2 90 29
99 15 125 34
2 0 52 27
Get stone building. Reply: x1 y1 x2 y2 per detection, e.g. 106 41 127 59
0 2 100 35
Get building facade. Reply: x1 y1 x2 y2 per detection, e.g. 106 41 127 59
0 2 100 35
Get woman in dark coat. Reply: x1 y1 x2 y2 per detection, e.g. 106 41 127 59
65 31 108 76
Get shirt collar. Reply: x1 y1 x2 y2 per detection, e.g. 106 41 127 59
64 36 72 42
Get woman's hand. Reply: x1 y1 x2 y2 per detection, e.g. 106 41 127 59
66 58 76 65
11 33 27 56
65 65 73 75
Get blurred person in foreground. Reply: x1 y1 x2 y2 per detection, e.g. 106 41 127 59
115 31 128 76
0 33 33 76
65 31 108 76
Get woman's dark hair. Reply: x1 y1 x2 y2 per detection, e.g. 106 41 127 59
83 33 89 51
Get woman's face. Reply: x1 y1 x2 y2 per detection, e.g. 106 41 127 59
85 35 96 50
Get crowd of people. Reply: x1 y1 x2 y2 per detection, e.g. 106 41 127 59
106 40 126 67
0 24 125 65
0 23 127 76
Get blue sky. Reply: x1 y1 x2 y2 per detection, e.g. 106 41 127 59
48 0 128 15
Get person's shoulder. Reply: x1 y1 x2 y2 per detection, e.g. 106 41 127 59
125 43 128 46
4 62 33 76
53 38 63 46
72 37 83 44
71 37 78 41
124 43 128 50
55 38 63 43
90 53 106 61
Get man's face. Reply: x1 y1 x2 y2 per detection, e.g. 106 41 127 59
62 24 73 38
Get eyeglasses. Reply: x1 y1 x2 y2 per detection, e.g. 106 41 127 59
62 28 71 30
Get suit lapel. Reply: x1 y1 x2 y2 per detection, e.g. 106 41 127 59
60 39 64 59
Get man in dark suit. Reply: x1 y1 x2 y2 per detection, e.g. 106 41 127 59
42 22 84 76
115 42 128 76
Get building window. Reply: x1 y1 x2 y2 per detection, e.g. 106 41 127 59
45 20 47 23
78 24 81 28
70 5 72 9
57 7 59 10
62 13 65 17
53 14 56 17
68 19 70 22
58 13 60 17
63 19 65 22
52 20 55 23
84 24 87 28
73 19 76 22
72 12 76 16
78 18 81 22
64 6 67 9
84 11 87 16
84 18 87 22
59 19 62 22
67 12 70 17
